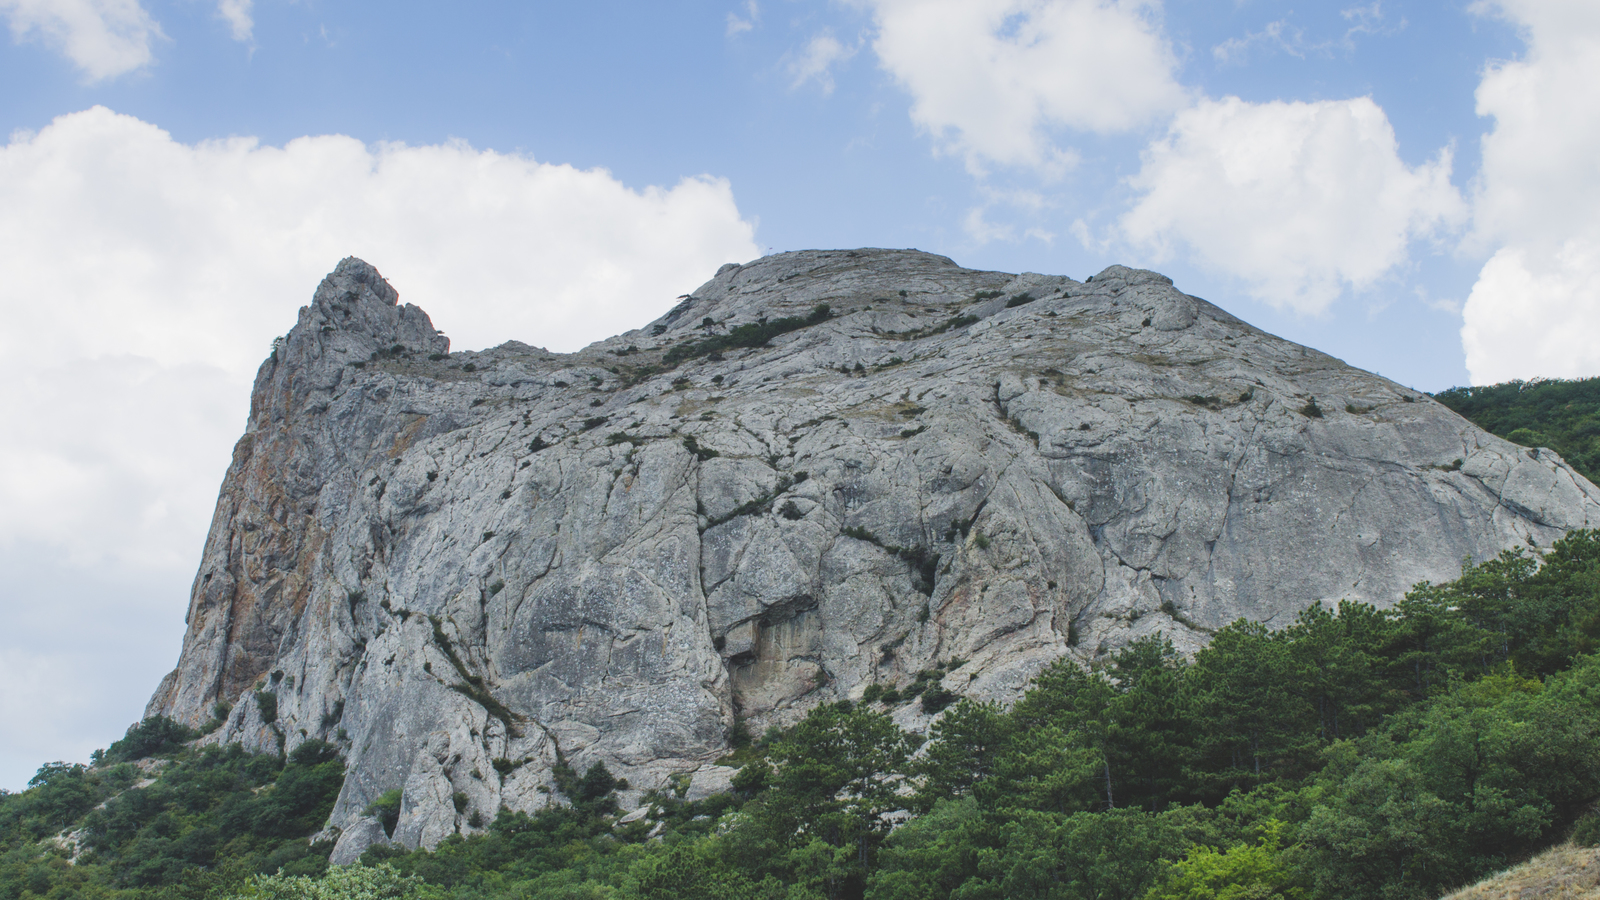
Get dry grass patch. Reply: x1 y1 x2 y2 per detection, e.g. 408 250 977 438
1442 844 1600 899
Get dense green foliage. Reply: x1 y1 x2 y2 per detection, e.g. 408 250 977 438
1434 377 1600 482
225 863 420 900
11 531 1600 900
95 719 200 768
0 738 344 899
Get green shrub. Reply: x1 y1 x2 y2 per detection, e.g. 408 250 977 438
202 699 233 735
925 313 980 337
662 304 832 365
683 435 719 460
1573 812 1600 847
921 684 958 715
842 524 878 543
228 861 421 900
98 716 198 766
365 789 403 837
255 691 279 725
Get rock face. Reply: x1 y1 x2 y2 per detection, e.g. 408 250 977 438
146 250 1600 861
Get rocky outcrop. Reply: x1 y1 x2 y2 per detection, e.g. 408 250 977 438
145 250 1600 862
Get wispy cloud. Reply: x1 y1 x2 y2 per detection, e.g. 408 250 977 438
1213 20 1305 65
726 0 758 37
1213 3 1404 65
788 30 855 93
1342 3 1405 44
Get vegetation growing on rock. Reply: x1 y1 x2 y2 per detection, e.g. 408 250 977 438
12 530 1600 899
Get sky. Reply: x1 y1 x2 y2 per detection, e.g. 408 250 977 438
1 0 1597 791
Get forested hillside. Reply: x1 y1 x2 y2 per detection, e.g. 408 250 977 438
1435 377 1600 483
0 728 344 899
9 530 1600 900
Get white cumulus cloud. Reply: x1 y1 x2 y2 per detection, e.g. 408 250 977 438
862 0 1185 174
1461 0 1600 384
0 105 758 559
1119 96 1465 314
0 0 160 81
0 107 758 787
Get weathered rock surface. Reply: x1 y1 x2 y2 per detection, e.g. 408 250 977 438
146 250 1600 862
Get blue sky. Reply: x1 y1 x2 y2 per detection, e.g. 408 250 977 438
2 0 1597 789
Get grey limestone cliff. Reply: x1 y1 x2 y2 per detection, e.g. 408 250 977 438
145 250 1600 861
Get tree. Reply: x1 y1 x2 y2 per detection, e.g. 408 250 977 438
741 701 917 898
1009 660 1119 810
913 700 1013 809
634 840 780 900
868 798 992 900
1280 602 1400 744
1141 821 1305 900
1108 636 1194 811
1299 756 1452 900
98 716 199 765
966 808 1188 900
1185 622 1313 795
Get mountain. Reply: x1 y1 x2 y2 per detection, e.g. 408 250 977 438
143 250 1600 861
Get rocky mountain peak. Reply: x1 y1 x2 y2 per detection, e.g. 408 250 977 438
257 256 449 405
146 250 1600 862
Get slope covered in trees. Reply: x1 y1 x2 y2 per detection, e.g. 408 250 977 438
0 735 344 899
10 530 1600 900
1435 377 1600 483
